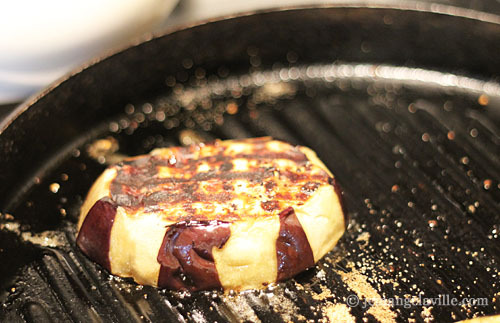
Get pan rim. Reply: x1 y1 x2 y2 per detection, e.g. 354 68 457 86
1 1 500 134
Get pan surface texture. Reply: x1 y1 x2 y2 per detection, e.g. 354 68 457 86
1 6 499 323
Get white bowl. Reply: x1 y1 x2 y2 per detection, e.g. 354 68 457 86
0 0 178 104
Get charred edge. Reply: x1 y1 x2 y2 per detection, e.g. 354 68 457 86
165 220 230 229
276 207 314 282
329 177 348 228
120 144 306 171
76 197 117 272
157 221 230 291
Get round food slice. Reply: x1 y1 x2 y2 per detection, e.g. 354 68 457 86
76 137 346 291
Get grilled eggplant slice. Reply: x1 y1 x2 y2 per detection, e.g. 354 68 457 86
77 137 346 291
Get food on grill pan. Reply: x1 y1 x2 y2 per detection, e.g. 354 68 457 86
77 137 346 291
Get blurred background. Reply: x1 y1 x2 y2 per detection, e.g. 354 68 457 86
1 0 499 119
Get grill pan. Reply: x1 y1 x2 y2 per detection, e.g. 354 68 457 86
1 4 500 322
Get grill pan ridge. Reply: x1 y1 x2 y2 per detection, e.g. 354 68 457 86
1 6 500 323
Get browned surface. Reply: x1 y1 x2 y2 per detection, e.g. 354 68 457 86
109 138 331 222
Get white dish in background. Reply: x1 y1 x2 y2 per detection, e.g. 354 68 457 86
0 0 178 104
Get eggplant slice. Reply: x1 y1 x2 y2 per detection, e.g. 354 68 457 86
1 6 499 323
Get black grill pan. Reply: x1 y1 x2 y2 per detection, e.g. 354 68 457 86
1 5 499 323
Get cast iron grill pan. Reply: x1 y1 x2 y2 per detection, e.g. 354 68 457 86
1 6 499 323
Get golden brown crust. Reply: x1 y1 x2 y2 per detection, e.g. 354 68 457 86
107 137 332 222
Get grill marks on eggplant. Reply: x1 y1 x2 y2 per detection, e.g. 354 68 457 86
108 138 329 221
